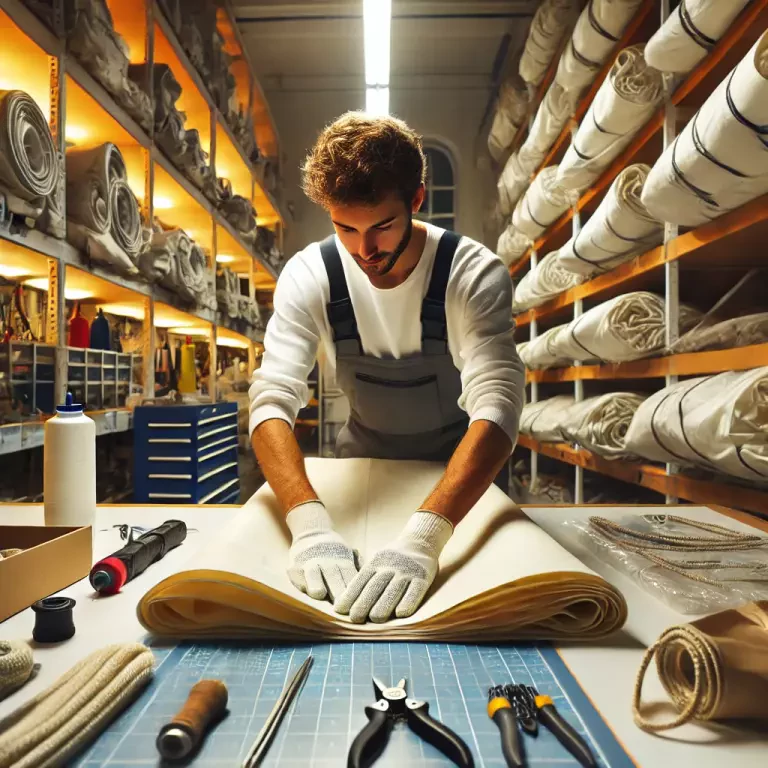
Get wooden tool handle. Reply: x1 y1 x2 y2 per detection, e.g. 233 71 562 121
171 679 228 739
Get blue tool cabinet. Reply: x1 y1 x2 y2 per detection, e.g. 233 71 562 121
133 402 240 504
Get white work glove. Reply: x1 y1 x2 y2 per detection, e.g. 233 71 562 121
334 511 453 624
286 500 359 602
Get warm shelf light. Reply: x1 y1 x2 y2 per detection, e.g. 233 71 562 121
23 277 93 301
65 125 88 142
217 337 250 349
0 264 31 278
216 254 236 264
167 326 209 337
153 196 173 210
99 303 145 320
154 316 188 329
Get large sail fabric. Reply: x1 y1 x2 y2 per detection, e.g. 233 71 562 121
641 31 768 227
520 395 576 441
519 0 580 86
556 164 662 276
555 0 645 94
136 458 628 641
513 250 584 311
557 46 664 191
518 323 571 369
560 392 646 459
644 0 752 75
551 291 700 363
512 165 577 241
488 77 529 161
496 223 530 267
623 369 768 482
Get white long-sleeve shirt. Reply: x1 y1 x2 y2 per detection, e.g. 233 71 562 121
248 222 526 444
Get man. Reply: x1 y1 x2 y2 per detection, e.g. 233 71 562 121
249 112 525 624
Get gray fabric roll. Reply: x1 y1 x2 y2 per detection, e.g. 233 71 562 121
155 230 209 304
219 193 258 245
641 31 768 227
67 221 139 276
0 90 58 220
217 267 240 319
671 312 768 354
557 45 664 191
644 0 751 75
520 0 580 86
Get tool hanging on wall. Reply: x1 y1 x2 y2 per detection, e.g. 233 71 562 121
89 519 187 595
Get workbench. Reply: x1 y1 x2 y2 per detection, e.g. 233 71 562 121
1 502 766 767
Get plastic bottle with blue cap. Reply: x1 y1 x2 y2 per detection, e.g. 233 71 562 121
43 392 96 554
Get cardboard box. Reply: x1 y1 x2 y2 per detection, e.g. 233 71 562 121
0 525 92 623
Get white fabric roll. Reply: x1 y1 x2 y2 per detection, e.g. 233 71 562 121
496 223 530 267
556 163 662 276
516 340 530 362
517 82 578 176
560 392 646 459
513 250 584 312
557 45 663 191
497 152 530 216
519 323 571 369
644 0 752 75
519 0 580 86
488 78 529 161
555 0 645 93
520 395 575 441
551 291 701 363
512 165 577 241
623 369 768 482
641 31 768 227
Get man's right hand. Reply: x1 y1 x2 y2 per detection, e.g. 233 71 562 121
285 500 359 602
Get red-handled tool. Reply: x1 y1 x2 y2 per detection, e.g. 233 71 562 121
89 520 187 594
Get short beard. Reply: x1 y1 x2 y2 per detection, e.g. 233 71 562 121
353 215 413 277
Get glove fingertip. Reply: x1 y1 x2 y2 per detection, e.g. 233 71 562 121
395 581 428 619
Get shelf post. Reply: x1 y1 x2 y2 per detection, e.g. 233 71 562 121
142 296 155 399
46 258 67 406
572 206 584 505
528 248 539 491
209 325 218 402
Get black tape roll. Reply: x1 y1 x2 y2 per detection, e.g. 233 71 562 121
31 596 76 642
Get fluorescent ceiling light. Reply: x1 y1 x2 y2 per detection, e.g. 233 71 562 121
0 264 32 278
366 87 390 117
364 0 391 88
216 254 236 264
153 196 173 210
65 125 88 142
24 278 93 301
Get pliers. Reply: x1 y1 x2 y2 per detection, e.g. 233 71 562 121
348 677 475 768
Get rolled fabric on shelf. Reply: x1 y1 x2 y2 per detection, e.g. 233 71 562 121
219 193 258 244
154 230 208 304
217 267 240 319
520 395 575 442
623 369 768 482
558 45 664 191
67 222 140 276
38 151 66 239
644 0 752 75
178 128 212 191
519 323 571 369
513 249 584 311
560 392 647 459
0 90 58 220
497 152 530 216
496 223 530 267
109 178 143 261
516 340 530 362
512 165 577 241
641 31 768 227
520 0 580 87
66 143 125 234
555 0 645 94
551 291 701 363
672 312 768 354
487 77 529 162
556 163 662 276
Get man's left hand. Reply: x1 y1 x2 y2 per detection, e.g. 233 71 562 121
334 511 453 623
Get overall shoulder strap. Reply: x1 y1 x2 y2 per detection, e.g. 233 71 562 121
320 235 362 354
422 230 461 354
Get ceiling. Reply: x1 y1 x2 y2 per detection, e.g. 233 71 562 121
233 1 537 93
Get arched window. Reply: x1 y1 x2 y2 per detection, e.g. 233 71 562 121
418 144 455 231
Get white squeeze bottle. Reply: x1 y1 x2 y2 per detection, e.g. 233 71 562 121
44 392 96 549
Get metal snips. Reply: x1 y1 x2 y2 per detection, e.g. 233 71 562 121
347 677 474 768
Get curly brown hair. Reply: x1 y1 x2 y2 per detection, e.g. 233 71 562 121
301 111 426 209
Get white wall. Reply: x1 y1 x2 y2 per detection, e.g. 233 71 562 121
266 86 496 258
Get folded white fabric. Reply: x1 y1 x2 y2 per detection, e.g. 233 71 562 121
513 250 584 312
560 392 647 459
497 223 530 267
512 165 577 241
644 0 751 74
672 312 768 354
556 164 662 276
0 643 154 768
641 31 768 227
519 323 571 369
555 0 645 94
488 77 529 161
498 152 531 216
520 395 575 441
517 82 578 176
551 291 700 363
519 0 580 86
623 369 768 482
558 45 663 191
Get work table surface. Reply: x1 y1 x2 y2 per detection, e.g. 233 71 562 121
1 502 766 766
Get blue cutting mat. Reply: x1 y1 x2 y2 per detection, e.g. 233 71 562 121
74 642 633 767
